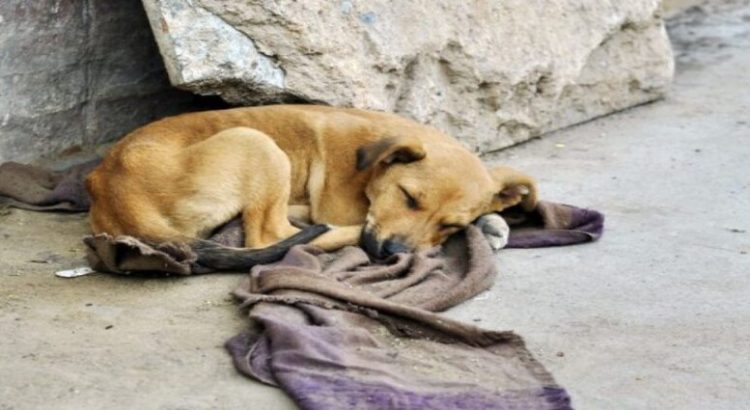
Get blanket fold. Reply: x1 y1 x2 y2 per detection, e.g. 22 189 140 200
226 227 573 410
1 159 604 409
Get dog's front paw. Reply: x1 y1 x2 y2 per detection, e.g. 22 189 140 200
474 213 510 251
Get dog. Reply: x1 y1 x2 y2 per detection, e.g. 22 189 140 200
86 105 537 269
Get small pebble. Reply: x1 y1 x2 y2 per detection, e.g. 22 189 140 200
556 351 565 357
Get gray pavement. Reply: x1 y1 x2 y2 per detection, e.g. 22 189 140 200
1 2 749 409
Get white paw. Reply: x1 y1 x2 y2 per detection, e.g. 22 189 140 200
475 213 510 251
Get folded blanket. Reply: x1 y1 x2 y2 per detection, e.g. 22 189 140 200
1 159 604 409
227 227 572 410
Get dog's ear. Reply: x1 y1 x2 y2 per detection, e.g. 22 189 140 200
489 166 538 212
356 136 426 171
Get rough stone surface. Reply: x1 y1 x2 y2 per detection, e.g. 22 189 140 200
142 0 674 152
0 0 223 164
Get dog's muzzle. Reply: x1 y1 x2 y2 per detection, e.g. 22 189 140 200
360 228 409 259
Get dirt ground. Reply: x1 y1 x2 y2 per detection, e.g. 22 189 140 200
1 1 749 409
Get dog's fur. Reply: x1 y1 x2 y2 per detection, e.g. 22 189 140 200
86 105 537 265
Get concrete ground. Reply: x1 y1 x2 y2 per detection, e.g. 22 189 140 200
1 2 748 409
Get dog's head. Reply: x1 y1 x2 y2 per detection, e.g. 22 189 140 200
357 135 537 258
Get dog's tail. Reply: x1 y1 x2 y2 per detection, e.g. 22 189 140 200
191 224 329 271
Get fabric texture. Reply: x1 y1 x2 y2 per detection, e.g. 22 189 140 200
0 160 98 211
1 159 604 409
226 227 574 409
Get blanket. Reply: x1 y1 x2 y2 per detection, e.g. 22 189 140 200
227 227 572 410
0 160 98 211
0 159 604 409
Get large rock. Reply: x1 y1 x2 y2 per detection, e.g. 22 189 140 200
142 0 674 152
0 0 221 163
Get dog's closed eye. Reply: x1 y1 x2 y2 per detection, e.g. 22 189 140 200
399 186 420 210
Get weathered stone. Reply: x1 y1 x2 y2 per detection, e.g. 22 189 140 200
142 0 674 152
0 0 222 163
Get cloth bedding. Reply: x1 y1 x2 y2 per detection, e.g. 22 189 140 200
0 159 604 409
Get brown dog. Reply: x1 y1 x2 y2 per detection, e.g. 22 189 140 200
86 105 537 268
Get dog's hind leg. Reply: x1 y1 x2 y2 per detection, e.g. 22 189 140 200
242 186 302 249
177 127 360 253
232 135 304 249
174 127 303 249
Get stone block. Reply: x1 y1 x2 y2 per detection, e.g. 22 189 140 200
142 0 675 152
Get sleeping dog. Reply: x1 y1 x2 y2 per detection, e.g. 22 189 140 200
86 105 537 269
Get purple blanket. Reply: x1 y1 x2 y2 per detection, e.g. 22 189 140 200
227 227 579 410
0 159 604 409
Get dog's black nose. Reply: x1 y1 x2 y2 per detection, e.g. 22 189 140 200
361 229 381 257
382 239 408 257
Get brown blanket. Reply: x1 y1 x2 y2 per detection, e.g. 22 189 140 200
227 227 573 410
0 160 98 211
1 159 604 409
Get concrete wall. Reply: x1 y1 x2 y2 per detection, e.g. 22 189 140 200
0 0 223 163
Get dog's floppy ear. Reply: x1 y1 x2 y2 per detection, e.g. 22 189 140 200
356 136 426 171
489 166 538 212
